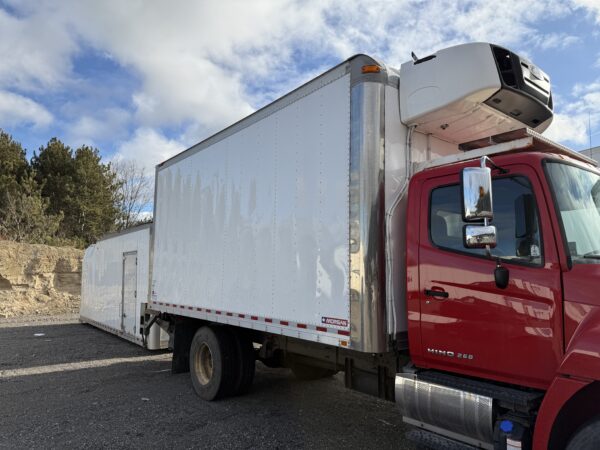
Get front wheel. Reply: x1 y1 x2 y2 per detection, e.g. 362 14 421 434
567 416 600 450
189 326 237 401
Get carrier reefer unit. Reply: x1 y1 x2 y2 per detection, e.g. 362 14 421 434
82 42 600 450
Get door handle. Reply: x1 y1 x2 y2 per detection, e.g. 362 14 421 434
424 289 449 298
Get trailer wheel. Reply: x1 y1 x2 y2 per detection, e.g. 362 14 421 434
229 329 255 396
290 361 337 380
567 416 600 450
189 326 236 401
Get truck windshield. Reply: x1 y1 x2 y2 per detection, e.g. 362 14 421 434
546 161 600 264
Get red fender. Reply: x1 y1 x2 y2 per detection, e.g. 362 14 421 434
559 306 600 380
533 376 589 450
533 307 600 449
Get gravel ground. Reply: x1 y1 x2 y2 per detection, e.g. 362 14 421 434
0 321 415 449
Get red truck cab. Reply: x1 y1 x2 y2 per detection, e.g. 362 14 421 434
406 149 600 449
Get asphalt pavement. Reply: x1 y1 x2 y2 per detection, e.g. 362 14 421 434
0 320 415 449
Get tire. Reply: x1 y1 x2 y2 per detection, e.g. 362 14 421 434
567 417 600 450
189 326 237 401
228 329 255 396
290 361 337 380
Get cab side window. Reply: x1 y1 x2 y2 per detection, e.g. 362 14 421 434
430 176 542 265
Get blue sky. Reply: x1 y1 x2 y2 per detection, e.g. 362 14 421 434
1 0 600 173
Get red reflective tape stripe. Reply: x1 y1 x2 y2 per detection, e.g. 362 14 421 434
179 305 185 309
280 320 289 326
226 312 233 317
216 311 221 315
316 326 327 332
265 318 273 323
196 308 202 311
206 309 211 313
187 306 193 310
297 324 307 329
238 314 245 318
337 330 350 336
251 316 258 320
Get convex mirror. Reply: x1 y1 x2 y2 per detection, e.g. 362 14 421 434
462 167 493 221
463 224 497 248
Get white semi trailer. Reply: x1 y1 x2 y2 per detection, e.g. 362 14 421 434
82 43 600 449
80 224 168 350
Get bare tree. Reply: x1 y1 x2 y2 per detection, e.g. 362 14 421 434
112 159 153 230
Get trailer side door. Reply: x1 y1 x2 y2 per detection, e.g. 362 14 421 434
121 251 138 335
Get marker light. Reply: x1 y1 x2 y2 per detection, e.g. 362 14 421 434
361 65 381 73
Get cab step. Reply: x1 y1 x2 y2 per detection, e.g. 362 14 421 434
406 429 478 450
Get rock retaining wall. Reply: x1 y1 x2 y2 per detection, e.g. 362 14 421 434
0 241 83 318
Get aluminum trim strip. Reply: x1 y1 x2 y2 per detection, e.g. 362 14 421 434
349 81 387 353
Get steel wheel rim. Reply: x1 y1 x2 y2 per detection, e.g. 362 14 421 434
194 343 213 385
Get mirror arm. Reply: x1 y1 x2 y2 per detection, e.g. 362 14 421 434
484 216 492 258
480 156 509 174
479 156 504 258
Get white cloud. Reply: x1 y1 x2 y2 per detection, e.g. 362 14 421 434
0 90 53 128
2 0 600 154
572 0 600 23
544 113 591 145
531 33 580 51
546 77 600 147
3 0 589 131
111 127 184 174
0 6 77 92
67 108 131 148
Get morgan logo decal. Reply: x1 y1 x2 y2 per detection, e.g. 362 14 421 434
321 317 348 327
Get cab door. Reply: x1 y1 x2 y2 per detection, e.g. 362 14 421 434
417 164 562 389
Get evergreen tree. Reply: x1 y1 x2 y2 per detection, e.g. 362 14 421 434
31 137 75 225
32 139 120 246
0 174 62 243
0 131 29 209
72 145 120 244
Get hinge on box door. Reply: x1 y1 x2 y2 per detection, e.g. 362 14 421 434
134 290 137 298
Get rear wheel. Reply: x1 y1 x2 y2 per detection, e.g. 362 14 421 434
189 326 236 401
567 417 600 450
228 329 256 395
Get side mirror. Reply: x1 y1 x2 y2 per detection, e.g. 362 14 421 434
463 224 497 248
462 167 493 221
